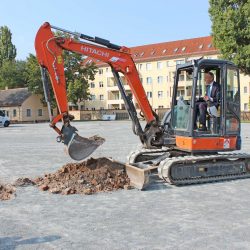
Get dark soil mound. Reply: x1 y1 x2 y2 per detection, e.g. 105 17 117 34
14 177 35 187
34 157 131 195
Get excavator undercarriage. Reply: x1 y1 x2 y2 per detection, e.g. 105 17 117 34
126 148 250 189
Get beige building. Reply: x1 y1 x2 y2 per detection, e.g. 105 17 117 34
0 87 50 122
82 36 250 111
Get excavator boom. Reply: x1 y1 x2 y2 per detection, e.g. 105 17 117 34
35 22 164 161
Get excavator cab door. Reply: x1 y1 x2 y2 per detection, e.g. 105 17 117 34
224 65 241 138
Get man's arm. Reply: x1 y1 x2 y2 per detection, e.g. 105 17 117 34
210 84 220 106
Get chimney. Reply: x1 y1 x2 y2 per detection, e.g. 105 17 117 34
5 86 8 90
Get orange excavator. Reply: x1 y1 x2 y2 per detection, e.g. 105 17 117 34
35 22 250 189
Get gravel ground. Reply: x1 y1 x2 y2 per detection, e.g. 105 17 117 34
1 121 250 250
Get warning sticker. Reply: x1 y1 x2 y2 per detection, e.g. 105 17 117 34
223 139 230 149
57 55 63 64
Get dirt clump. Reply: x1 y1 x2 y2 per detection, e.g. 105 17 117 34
0 183 15 201
34 157 131 195
14 177 35 187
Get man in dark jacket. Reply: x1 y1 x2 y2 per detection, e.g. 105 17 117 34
195 72 220 131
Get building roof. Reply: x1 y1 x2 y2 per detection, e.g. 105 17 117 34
0 87 31 107
83 36 218 67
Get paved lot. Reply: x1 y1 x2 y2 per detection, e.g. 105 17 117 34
1 121 250 250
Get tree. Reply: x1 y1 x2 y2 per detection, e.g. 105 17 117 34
26 31 97 107
67 79 89 105
0 60 27 89
0 26 16 66
0 25 21 89
25 54 57 107
56 31 97 105
26 50 97 107
209 0 250 74
65 56 97 105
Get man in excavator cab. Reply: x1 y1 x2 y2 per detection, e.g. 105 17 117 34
195 71 220 131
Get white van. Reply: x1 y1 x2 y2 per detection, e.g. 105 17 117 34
0 110 10 127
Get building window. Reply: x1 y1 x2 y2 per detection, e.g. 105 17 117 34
106 68 109 72
146 77 152 84
38 109 43 117
176 60 185 65
158 91 163 98
99 81 104 88
91 95 96 100
179 73 185 81
100 95 104 100
147 92 152 98
169 72 175 81
100 107 105 110
99 69 103 75
90 82 95 88
139 64 143 70
13 109 17 117
26 109 31 117
146 63 152 71
177 89 185 96
157 62 163 70
158 105 164 109
244 103 248 111
157 76 163 84
244 86 248 93
166 61 170 67
114 93 119 100
91 107 96 111
166 76 169 82
140 78 143 84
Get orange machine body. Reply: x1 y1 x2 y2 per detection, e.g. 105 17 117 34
176 136 237 152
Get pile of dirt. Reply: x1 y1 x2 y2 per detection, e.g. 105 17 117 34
0 183 15 201
34 157 131 195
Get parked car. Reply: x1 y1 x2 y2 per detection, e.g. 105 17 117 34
0 110 10 127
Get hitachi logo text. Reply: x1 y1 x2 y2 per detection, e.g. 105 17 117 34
81 46 109 57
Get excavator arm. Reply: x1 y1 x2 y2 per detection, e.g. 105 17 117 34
35 22 164 161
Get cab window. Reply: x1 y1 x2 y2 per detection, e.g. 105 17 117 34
172 68 193 130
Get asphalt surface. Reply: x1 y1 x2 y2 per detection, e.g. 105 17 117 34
1 121 250 250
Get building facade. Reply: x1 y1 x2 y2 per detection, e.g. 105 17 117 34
0 87 51 122
82 36 250 111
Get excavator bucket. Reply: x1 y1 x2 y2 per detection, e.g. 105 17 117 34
61 125 105 161
67 134 105 161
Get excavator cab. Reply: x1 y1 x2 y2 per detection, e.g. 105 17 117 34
171 59 241 153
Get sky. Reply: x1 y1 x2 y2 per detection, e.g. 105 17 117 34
0 0 211 60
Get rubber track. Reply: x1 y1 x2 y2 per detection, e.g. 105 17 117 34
158 153 250 185
128 149 250 185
